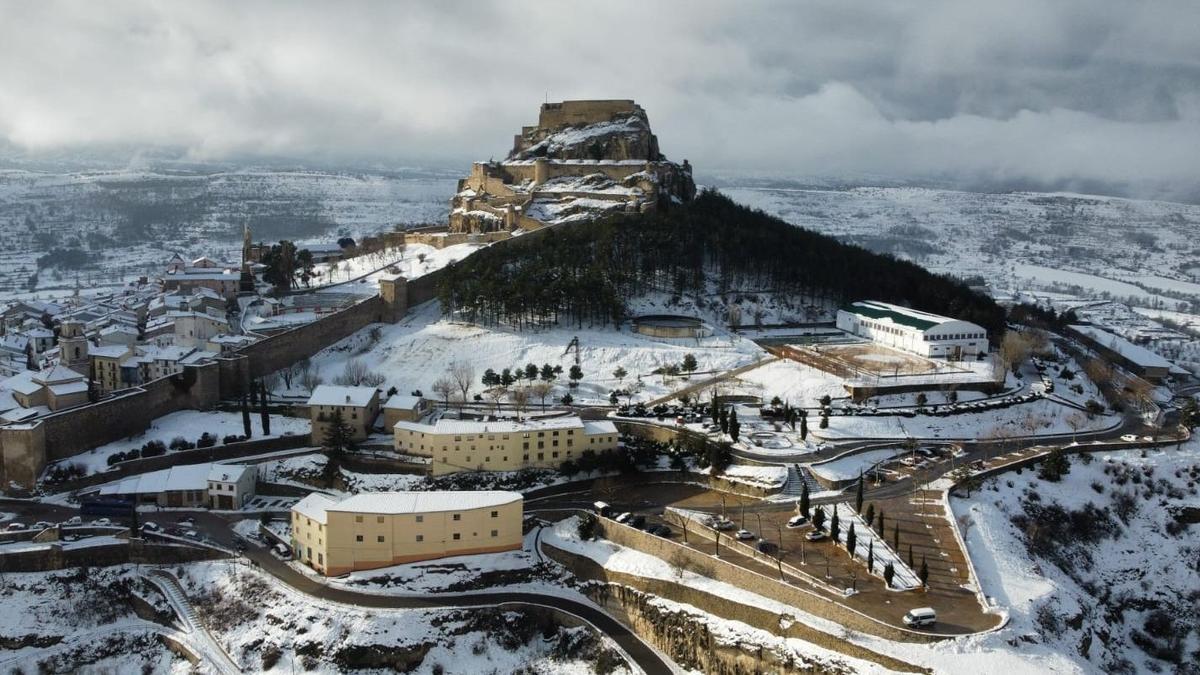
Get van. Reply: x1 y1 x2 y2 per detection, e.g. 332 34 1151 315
593 501 612 518
902 607 937 628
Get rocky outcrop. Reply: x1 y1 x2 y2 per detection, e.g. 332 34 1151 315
448 100 695 233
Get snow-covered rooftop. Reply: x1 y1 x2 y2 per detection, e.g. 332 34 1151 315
1069 324 1172 368
394 414 604 435
334 490 521 515
307 384 378 408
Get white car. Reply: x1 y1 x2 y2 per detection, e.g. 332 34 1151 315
33 521 54 530
141 522 160 532
5 522 27 531
786 514 808 528
614 512 633 524
63 516 82 526
1120 434 1138 442
735 529 756 541
183 530 199 539
712 518 736 531
93 518 112 527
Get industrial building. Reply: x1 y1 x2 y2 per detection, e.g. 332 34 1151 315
836 301 989 359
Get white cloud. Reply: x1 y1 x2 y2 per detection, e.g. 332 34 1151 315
1 0 1198 198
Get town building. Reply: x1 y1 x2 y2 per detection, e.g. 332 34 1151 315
89 344 133 392
8 364 89 411
307 385 382 442
836 301 989 359
291 490 523 576
95 462 256 509
392 415 619 475
381 394 430 429
1067 324 1173 382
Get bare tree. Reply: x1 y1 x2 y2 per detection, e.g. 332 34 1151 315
530 381 554 411
511 386 530 419
999 331 1033 373
301 369 323 394
431 377 455 409
449 361 475 410
334 359 370 386
485 387 506 414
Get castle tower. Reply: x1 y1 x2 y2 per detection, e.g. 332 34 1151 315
379 275 408 323
58 319 88 370
533 157 549 186
239 224 256 294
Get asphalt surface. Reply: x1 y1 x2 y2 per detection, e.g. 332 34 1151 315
0 504 672 675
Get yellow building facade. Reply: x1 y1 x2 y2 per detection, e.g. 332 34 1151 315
392 416 619 475
291 490 523 576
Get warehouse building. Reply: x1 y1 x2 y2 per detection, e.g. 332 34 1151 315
392 415 619 475
1067 324 1172 382
836 300 989 359
291 490 523 575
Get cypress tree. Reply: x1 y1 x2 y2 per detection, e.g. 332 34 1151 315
799 481 810 518
830 504 841 543
846 522 857 558
855 472 865 513
241 394 252 438
884 562 895 588
864 503 875 528
729 408 740 442
919 556 929 588
876 508 885 534
907 543 914 568
812 505 826 531
800 414 808 440
892 522 900 551
867 539 875 574
259 380 271 435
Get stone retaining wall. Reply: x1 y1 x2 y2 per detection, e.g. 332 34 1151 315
0 539 225 572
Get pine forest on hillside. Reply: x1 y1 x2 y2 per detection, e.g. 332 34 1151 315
435 190 1006 333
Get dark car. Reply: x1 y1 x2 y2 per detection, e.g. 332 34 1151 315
756 540 778 554
629 515 647 529
649 524 672 537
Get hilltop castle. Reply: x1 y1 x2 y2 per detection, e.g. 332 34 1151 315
449 100 695 233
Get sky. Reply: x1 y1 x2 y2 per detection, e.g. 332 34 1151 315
2 1 1199 200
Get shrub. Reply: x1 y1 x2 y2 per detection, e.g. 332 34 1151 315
167 437 192 451
577 514 597 540
141 440 167 457
196 433 217 449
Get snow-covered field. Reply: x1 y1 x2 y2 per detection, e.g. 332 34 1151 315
810 449 900 482
814 398 1117 441
305 301 764 406
54 410 310 475
725 358 846 406
931 442 1200 673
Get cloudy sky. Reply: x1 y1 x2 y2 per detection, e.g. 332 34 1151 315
2 1 1199 199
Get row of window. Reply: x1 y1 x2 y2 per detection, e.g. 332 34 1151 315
924 332 985 341
354 530 500 543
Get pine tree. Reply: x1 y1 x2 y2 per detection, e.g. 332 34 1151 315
241 394 252 438
540 363 555 381
855 472 865 513
524 363 538 381
883 561 895 588
322 409 355 454
482 368 499 387
919 556 929 588
569 364 584 388
867 539 875 573
846 522 857 558
259 381 271 436
819 413 828 429
681 353 698 376
1038 447 1071 482
799 481 810 519
830 504 841 542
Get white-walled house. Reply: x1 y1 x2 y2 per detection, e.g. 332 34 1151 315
836 300 989 359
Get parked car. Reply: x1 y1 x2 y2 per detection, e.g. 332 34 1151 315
5 522 27 531
902 607 937 628
629 515 646 529
183 529 199 539
649 525 672 537
272 543 293 560
804 529 828 542
63 516 82 526
1120 434 1138 442
179 517 195 527
713 518 736 531
786 514 808 528
735 529 756 540
33 521 54 530
593 501 613 518
92 518 112 527
614 512 632 524
141 522 160 532
756 540 778 554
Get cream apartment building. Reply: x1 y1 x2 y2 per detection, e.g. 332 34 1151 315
307 385 381 442
291 490 523 575
392 415 619 475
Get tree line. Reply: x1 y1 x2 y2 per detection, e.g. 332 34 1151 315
435 190 1005 335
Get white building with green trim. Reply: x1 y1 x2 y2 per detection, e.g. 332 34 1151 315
836 300 988 359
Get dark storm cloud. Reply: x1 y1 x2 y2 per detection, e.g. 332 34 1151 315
1 0 1198 198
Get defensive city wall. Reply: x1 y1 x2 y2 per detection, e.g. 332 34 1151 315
0 270 436 489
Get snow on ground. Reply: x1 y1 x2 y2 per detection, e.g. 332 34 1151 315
176 560 629 674
810 449 899 482
316 242 488 297
726 358 846 406
814 398 1117 441
542 517 894 674
823 502 919 590
715 463 789 489
52 410 311 475
854 442 1200 674
307 300 764 406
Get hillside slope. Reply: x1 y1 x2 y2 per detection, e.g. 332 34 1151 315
436 190 1005 333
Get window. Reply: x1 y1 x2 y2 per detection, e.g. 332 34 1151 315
537 441 544 449
523 442 529 450
416 534 424 542
356 535 363 542
415 515 424 523
355 515 363 523
377 535 385 543
537 452 544 460
490 511 498 518
452 514 461 521
452 533 461 540
377 516 384 523
491 529 498 537
552 452 559 459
